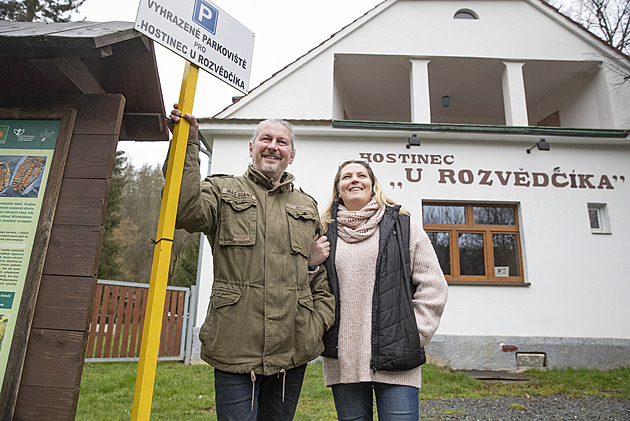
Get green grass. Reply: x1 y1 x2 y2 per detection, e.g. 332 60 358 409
76 361 336 421
420 364 630 399
76 361 630 420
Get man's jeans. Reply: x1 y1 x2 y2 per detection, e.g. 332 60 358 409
214 364 307 421
331 382 419 421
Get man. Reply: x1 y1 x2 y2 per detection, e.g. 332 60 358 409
167 105 334 421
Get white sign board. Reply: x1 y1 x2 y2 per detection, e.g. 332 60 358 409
135 0 255 92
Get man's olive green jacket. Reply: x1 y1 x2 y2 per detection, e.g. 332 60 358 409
173 139 335 375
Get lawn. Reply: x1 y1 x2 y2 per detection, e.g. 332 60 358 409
76 361 630 420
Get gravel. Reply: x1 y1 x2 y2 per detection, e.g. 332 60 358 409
418 395 630 420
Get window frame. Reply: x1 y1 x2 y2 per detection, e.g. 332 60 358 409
453 9 479 19
423 202 525 285
587 202 611 234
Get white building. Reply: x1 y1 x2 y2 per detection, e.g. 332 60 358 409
193 0 630 370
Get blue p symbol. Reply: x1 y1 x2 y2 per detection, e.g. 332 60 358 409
193 0 219 35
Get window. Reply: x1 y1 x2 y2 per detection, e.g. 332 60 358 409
454 9 478 19
423 202 524 284
587 203 610 234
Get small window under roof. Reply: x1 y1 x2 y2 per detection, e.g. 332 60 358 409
454 9 478 19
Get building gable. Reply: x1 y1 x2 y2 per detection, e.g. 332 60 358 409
215 0 630 130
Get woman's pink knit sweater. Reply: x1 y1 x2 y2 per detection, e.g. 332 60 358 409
322 203 448 389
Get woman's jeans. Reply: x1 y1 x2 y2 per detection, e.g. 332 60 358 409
331 382 419 421
214 364 307 421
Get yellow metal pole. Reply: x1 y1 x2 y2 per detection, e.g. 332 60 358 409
130 61 199 421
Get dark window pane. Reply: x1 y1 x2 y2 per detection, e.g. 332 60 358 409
473 206 516 225
427 232 451 275
589 209 600 229
454 11 476 19
458 233 485 276
492 234 520 277
423 205 465 224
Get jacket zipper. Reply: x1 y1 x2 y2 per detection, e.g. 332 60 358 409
371 252 382 373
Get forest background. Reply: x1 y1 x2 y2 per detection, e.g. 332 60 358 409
97 153 200 287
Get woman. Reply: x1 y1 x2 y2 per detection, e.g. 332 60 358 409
311 160 448 421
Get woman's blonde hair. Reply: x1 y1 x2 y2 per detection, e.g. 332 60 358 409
321 160 408 231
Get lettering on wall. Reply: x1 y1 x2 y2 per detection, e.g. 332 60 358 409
358 152 626 190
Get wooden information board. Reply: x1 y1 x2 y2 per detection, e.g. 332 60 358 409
0 108 75 419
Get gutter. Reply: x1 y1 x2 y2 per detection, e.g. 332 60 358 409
332 120 629 139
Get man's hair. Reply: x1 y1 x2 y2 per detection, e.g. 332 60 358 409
251 118 296 153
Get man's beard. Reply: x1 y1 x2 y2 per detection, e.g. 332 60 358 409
260 162 279 173
259 158 284 176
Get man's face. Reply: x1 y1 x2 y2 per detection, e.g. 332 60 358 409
249 122 295 183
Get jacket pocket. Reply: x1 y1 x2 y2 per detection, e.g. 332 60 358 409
219 189 257 246
212 288 242 309
201 285 245 362
297 294 315 312
285 204 317 258
295 291 324 353
298 294 325 336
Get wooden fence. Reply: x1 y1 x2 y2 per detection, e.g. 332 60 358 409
85 280 191 362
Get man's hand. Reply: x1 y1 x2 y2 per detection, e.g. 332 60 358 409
166 103 199 140
308 234 330 266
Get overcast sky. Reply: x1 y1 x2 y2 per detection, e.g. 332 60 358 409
74 0 383 167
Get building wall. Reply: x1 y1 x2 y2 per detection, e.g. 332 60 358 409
191 127 630 369
198 0 630 370
225 0 630 126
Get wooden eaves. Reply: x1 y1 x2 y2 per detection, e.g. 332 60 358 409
0 20 169 142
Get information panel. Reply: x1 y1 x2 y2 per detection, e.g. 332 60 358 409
0 120 59 389
135 0 255 92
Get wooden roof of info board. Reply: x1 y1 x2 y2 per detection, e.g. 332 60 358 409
0 20 169 141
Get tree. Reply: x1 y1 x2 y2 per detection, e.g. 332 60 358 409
547 0 630 85
117 162 165 283
170 233 200 288
0 0 86 22
97 157 199 287
550 0 630 54
97 151 127 280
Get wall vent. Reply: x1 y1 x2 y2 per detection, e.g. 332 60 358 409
516 352 546 368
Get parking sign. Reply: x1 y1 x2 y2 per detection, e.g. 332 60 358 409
135 0 254 92
192 0 219 34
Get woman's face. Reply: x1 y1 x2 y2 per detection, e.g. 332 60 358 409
337 163 373 211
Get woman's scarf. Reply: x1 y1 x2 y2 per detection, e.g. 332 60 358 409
336 198 385 243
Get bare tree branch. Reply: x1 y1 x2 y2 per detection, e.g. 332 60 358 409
549 0 630 54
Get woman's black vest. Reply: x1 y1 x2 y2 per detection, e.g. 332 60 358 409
322 202 426 371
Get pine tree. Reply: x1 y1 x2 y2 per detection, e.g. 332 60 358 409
97 151 126 280
170 234 200 288
0 0 87 22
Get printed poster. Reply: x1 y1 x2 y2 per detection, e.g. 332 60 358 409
0 119 59 387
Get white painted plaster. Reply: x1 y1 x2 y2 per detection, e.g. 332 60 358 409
195 0 630 348
194 131 630 341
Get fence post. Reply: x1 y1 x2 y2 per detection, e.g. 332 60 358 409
184 284 198 365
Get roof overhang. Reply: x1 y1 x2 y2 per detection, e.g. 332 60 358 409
0 21 168 141
198 118 630 146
